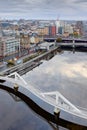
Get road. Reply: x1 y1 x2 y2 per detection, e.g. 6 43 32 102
0 46 36 62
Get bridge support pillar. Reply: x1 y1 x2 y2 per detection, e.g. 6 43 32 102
54 107 60 116
14 83 19 92
72 44 75 48
54 107 60 121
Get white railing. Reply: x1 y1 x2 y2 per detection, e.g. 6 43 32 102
1 72 87 120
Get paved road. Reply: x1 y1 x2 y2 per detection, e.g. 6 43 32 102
0 45 36 62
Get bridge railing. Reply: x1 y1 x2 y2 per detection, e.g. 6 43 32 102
1 72 87 119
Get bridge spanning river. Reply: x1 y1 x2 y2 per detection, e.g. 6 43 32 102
1 48 87 125
1 72 87 122
57 42 87 47
44 37 87 43
44 37 87 47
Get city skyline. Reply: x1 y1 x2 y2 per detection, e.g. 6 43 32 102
0 0 87 20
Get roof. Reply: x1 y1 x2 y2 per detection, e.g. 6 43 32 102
39 42 55 47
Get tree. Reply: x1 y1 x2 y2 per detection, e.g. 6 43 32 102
56 37 62 42
73 32 79 38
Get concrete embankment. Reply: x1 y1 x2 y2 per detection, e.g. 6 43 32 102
1 47 60 76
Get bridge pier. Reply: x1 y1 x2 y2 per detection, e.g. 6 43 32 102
54 107 60 121
72 44 75 48
14 83 19 92
54 107 60 115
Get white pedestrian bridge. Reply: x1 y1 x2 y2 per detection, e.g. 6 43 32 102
0 72 87 120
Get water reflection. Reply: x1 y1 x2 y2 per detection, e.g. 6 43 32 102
0 89 53 130
23 51 87 125
0 84 87 130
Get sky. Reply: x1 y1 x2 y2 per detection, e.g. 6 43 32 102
0 0 87 20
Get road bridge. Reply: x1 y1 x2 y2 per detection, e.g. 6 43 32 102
44 37 87 43
57 42 87 47
44 37 87 47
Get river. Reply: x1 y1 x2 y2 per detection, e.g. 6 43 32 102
1 50 87 130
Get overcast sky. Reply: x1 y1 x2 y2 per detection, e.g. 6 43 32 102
0 0 87 20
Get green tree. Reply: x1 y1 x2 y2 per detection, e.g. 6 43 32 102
56 37 62 42
73 32 79 38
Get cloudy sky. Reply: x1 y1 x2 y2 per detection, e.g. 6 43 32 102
0 0 87 20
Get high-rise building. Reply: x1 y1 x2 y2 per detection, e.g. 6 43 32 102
51 26 56 36
49 25 56 36
76 21 84 35
58 27 64 34
55 20 60 34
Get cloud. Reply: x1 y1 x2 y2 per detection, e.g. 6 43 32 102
0 0 86 20
74 0 87 3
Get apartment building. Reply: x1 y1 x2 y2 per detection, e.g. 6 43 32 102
0 37 20 57
37 26 49 36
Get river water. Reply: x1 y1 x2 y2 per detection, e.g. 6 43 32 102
0 89 55 130
23 51 87 109
23 50 87 128
1 50 87 130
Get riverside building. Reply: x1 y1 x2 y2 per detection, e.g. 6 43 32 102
0 37 20 57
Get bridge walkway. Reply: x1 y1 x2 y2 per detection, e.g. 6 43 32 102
1 72 87 120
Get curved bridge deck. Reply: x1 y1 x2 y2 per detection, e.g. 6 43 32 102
1 72 87 121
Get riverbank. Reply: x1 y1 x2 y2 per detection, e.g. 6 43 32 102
1 47 60 75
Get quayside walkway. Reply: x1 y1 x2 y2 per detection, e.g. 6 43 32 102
1 72 87 120
1 47 59 76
